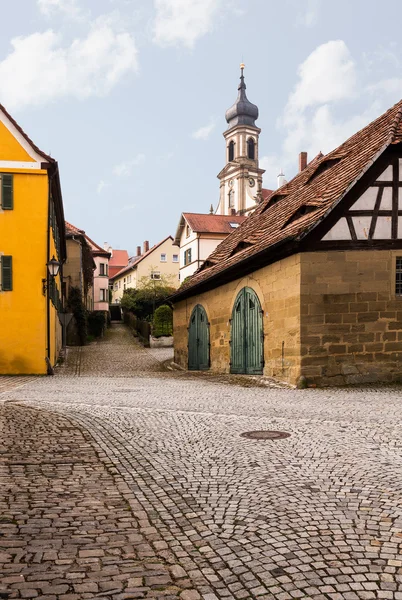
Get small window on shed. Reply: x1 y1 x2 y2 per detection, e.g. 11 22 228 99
261 194 287 213
281 205 318 229
396 257 402 295
230 240 253 256
305 157 343 184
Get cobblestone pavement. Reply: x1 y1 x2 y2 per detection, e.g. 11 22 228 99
58 325 167 377
0 404 193 599
2 324 402 599
0 376 39 394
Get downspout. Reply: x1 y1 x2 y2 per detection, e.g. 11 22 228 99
46 174 51 371
197 235 200 270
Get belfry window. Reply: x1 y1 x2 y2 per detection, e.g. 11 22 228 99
247 138 255 160
228 141 235 162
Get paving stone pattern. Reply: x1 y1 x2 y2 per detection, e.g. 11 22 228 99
0 404 192 599
2 324 402 599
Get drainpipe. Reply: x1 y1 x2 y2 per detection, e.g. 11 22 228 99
46 180 51 365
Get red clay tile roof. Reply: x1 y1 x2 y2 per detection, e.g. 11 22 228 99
65 221 84 236
183 213 246 234
261 188 273 201
65 222 110 257
110 236 173 280
174 98 402 299
108 249 129 277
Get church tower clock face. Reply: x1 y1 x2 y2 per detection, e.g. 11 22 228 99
216 64 266 216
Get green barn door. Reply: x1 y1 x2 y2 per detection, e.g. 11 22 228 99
230 288 263 375
188 305 210 370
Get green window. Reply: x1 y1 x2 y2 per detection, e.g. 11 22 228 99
1 174 13 210
1 256 12 291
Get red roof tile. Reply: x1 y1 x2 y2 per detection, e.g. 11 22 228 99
183 213 246 234
65 221 111 257
110 236 173 280
174 98 402 299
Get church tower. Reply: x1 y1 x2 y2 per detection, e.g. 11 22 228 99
217 64 265 216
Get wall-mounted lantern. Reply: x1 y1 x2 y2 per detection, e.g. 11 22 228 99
42 256 61 295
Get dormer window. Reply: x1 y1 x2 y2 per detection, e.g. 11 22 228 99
230 240 253 256
247 138 255 160
228 140 235 162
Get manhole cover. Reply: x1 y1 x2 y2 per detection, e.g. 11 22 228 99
240 430 290 440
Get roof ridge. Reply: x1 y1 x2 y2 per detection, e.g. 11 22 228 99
0 104 54 163
388 99 402 143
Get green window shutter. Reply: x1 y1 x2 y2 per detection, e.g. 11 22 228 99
2 256 12 291
2 175 13 210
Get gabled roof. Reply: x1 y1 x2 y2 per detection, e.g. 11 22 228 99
0 104 66 261
173 98 402 300
0 103 54 164
110 236 173 281
174 213 246 244
65 221 110 258
109 250 129 267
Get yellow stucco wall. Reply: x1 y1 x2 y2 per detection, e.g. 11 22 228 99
0 123 62 374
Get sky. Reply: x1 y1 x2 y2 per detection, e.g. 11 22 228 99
2 0 402 255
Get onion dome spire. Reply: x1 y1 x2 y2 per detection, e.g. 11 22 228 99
225 63 259 129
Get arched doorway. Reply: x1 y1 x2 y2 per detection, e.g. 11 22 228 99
188 304 210 370
230 287 263 374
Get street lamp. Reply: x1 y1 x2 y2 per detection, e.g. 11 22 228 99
42 256 61 294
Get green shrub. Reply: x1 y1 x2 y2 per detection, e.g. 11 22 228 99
152 304 173 337
67 286 87 345
87 311 107 338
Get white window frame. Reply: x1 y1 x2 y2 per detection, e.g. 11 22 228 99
160 253 167 262
172 254 179 262
150 271 161 280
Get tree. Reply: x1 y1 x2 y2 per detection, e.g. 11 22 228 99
120 272 176 320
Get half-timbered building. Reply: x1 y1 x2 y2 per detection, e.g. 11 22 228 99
172 99 402 387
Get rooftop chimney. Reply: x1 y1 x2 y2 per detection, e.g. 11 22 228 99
143 240 149 253
277 169 287 189
103 242 112 255
230 208 236 216
299 152 308 172
137 246 141 257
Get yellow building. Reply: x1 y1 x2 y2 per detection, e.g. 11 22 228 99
0 105 66 374
110 237 179 304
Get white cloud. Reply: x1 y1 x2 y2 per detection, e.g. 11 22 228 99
0 15 138 112
192 119 216 140
262 40 402 190
296 0 320 28
37 0 86 20
113 154 145 177
97 180 108 194
285 40 356 114
153 0 222 48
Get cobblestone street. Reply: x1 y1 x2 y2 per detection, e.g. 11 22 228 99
1 324 402 599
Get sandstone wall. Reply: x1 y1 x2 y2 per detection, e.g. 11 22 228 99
173 254 302 385
300 250 402 386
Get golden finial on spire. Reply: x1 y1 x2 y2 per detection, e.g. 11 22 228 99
240 62 245 70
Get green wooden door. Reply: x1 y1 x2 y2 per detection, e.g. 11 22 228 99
188 304 210 370
230 287 263 374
